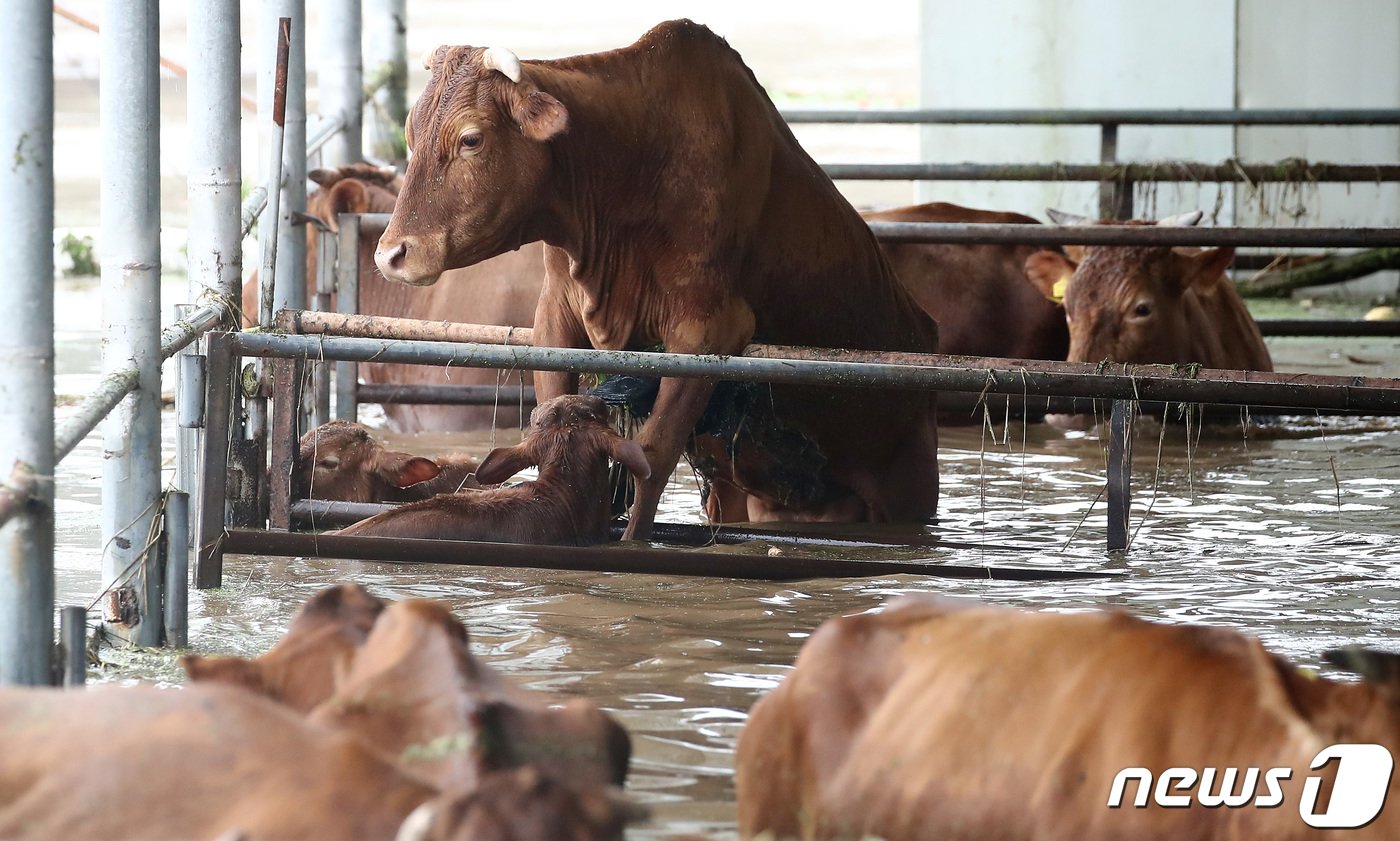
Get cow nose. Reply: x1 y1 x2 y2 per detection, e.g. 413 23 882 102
377 240 408 272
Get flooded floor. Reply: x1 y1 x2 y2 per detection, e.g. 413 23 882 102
48 284 1400 837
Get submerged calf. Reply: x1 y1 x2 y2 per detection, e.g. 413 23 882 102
295 419 483 503
339 395 650 545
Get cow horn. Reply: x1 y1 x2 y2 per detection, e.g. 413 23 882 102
395 803 436 841
1046 208 1093 226
1156 210 1204 227
482 46 522 83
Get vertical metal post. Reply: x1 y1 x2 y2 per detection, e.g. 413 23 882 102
0 0 56 685
164 491 189 648
1098 122 1120 220
1106 398 1133 551
196 333 235 589
271 1 308 320
311 229 336 426
59 607 86 688
322 0 364 166
269 356 303 531
334 214 361 421
364 0 408 161
101 0 163 648
185 0 243 550
174 305 201 548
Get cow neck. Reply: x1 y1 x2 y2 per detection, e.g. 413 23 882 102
528 63 669 350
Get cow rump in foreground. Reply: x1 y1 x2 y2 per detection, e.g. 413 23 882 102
374 20 940 538
736 594 1400 841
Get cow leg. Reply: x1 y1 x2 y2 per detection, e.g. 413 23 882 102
704 477 750 525
624 376 720 540
845 415 940 523
531 281 588 402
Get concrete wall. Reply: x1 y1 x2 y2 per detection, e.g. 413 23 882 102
919 0 1399 296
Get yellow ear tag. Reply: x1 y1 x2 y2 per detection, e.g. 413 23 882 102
1050 275 1069 304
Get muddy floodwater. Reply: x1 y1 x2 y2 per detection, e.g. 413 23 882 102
49 278 1400 838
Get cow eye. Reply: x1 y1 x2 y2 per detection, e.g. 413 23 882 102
317 456 340 470
1133 302 1152 317
459 130 484 155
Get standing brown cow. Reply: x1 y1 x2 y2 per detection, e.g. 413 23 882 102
373 21 940 539
736 594 1400 841
242 164 544 432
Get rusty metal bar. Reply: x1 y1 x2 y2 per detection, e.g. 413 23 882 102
195 332 235 589
268 356 301 531
334 213 361 422
348 213 1400 249
293 310 534 345
222 528 1120 582
1106 400 1134 552
779 108 1400 126
356 383 536 406
229 330 1400 414
825 162 1400 184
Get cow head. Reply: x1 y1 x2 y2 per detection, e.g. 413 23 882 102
376 46 569 286
1024 210 1235 366
474 394 651 486
295 420 444 503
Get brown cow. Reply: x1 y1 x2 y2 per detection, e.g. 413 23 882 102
736 594 1400 841
0 682 639 841
242 163 544 432
373 21 940 539
1023 210 1273 372
294 419 483 503
181 582 384 712
309 597 632 791
339 395 650 545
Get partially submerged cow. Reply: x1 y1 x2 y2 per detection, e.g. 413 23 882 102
339 395 649 545
182 583 384 712
295 419 483 503
0 682 640 841
736 595 1400 841
242 163 544 432
374 21 940 538
1023 210 1272 371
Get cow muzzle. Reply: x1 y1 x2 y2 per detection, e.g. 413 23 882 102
374 238 442 287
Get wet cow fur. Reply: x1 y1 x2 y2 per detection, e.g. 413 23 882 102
338 395 650 545
374 21 940 539
736 594 1400 841
294 419 484 504
241 163 544 432
181 583 385 712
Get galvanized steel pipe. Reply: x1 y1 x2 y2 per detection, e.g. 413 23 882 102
320 0 363 165
827 161 1400 185
0 0 55 685
100 0 164 648
780 108 1400 126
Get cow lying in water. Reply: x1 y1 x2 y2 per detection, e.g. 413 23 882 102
337 395 649 545
295 419 483 503
374 21 940 538
183 585 632 790
0 682 639 841
737 594 1400 841
241 163 544 432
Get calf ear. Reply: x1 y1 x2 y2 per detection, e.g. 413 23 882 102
475 444 535 484
1187 247 1235 292
181 654 265 692
328 178 371 220
376 452 443 488
308 168 343 188
1324 646 1400 696
609 437 652 481
1024 250 1076 304
505 86 569 141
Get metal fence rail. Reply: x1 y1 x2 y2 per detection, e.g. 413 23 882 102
826 162 1400 183
779 108 1400 125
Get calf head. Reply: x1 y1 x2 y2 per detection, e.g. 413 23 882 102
306 164 401 234
377 45 568 286
475 395 650 487
399 767 646 841
1024 210 1235 366
295 420 444 503
181 583 385 712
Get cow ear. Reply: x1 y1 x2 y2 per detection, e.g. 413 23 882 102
1024 250 1076 304
328 178 371 217
1187 247 1234 292
308 168 342 188
181 654 265 692
376 452 443 488
507 87 569 142
608 437 651 481
475 444 535 484
1324 647 1400 697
